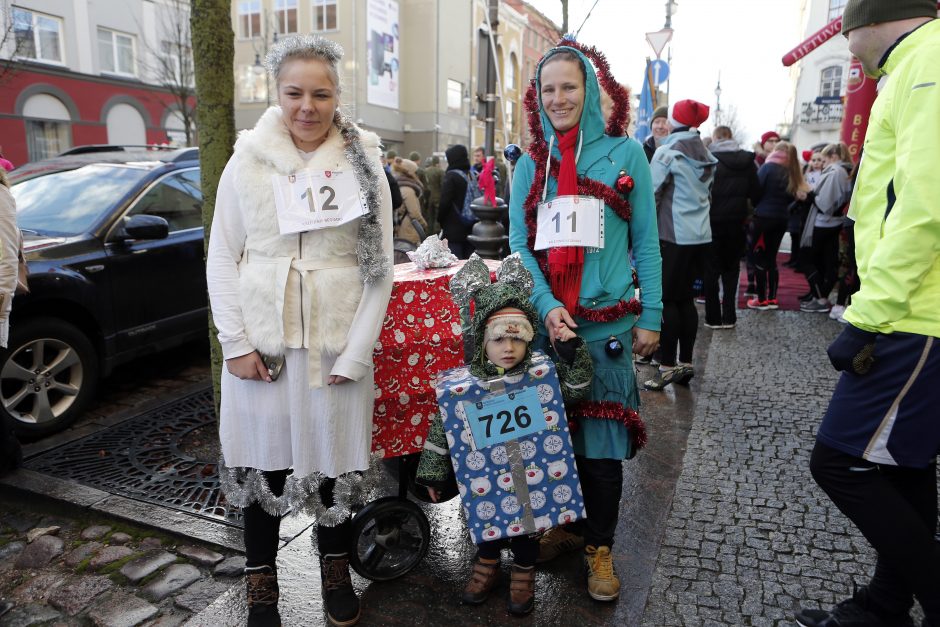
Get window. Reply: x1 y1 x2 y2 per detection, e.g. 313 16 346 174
447 79 463 115
504 100 515 134
160 40 193 86
98 28 136 76
313 0 338 31
127 170 203 232
12 7 63 63
828 0 848 22
238 64 268 103
238 1 262 38
275 0 298 34
26 120 70 161
506 53 517 90
820 65 843 98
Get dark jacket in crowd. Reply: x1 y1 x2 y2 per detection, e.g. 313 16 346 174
384 168 403 211
643 135 659 163
753 160 793 222
708 140 760 229
438 145 474 244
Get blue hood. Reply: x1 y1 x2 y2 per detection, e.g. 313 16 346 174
534 45 608 157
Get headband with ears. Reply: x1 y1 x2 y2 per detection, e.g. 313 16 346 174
449 253 534 310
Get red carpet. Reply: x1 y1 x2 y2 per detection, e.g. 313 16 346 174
736 253 808 312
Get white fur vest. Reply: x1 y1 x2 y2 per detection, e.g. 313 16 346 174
232 107 383 359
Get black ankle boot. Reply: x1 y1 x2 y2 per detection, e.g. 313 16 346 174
245 565 281 626
320 553 360 627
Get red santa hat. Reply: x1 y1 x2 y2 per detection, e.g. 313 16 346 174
669 99 710 129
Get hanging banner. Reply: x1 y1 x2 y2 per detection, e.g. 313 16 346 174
634 60 655 143
366 0 400 109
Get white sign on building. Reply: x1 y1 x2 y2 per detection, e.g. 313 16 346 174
366 0 399 109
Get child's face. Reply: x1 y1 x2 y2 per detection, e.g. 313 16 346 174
485 337 527 369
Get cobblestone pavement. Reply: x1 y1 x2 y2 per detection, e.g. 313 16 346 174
0 495 243 626
641 310 932 626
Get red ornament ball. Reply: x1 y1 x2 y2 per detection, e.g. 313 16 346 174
616 174 635 195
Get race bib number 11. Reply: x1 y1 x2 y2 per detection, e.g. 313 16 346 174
272 170 368 235
534 195 604 250
463 387 546 449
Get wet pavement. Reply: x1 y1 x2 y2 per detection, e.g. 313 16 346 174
4 312 932 626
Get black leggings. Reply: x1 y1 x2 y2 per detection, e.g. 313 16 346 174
805 225 842 300
751 216 787 301
810 442 940 622
660 242 706 367
561 456 624 548
243 470 352 568
477 535 539 567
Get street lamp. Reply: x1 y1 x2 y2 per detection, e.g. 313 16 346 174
714 73 722 124
665 0 678 28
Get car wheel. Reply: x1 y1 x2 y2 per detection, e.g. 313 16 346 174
0 318 99 438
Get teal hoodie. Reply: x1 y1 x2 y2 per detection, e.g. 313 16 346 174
508 46 663 341
650 129 718 245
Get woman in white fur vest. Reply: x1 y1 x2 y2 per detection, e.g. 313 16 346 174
206 34 393 627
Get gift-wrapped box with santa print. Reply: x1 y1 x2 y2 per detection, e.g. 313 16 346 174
434 352 584 543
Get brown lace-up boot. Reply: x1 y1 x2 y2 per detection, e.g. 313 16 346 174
320 553 360 627
508 564 536 616
245 565 281 626
461 556 500 605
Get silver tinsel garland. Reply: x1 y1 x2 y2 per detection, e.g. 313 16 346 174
336 111 389 285
218 456 382 527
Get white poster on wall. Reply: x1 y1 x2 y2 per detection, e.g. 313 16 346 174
366 0 399 109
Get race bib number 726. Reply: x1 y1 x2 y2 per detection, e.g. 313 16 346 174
272 170 368 235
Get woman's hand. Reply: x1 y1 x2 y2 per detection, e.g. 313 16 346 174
226 352 272 382
545 307 579 345
633 328 660 357
427 488 441 503
328 375 351 385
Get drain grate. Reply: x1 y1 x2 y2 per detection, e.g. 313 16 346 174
25 387 242 526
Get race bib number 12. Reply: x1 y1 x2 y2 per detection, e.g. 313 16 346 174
272 170 368 235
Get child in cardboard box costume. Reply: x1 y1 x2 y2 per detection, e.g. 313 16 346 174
416 253 593 616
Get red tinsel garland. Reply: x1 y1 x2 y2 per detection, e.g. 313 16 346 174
573 298 642 322
552 39 631 137
568 400 648 450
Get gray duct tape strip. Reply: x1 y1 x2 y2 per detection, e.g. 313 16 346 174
505 439 536 533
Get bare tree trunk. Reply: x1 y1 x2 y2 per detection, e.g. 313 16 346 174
191 0 235 413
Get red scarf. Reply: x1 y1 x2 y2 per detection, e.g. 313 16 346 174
548 124 583 313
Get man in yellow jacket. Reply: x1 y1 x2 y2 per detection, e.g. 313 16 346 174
796 1 940 626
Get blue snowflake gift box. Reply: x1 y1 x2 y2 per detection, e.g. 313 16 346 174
435 351 584 543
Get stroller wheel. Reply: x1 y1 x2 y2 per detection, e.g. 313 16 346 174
348 496 430 581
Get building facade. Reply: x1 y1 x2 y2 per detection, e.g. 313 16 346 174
784 0 852 151
0 0 196 167
231 0 560 160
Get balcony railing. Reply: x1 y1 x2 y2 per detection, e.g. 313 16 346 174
799 101 844 125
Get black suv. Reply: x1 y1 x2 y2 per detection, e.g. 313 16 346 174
7 147 208 437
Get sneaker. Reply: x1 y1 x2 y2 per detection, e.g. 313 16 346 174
674 364 694 386
320 553 360 626
507 564 536 616
795 585 915 627
746 298 770 310
584 545 620 601
704 322 724 330
644 366 685 391
799 292 814 303
245 565 281 627
633 354 660 367
800 299 831 313
829 305 846 320
461 555 500 604
765 299 780 310
722 322 736 329
537 526 585 563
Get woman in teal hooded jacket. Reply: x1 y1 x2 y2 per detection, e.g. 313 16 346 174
508 39 663 602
